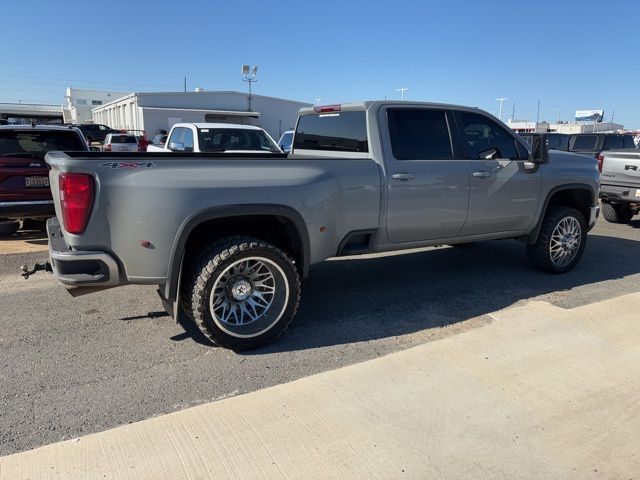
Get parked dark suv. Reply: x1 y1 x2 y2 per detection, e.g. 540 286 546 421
520 132 570 151
0 125 88 235
75 123 116 143
569 133 636 158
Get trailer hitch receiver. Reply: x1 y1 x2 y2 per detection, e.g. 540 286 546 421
21 261 52 279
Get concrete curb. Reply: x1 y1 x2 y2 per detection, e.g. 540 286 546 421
2 294 640 479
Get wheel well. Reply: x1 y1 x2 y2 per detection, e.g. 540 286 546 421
182 215 305 276
547 188 592 222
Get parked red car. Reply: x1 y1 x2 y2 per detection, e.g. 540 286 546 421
0 125 88 235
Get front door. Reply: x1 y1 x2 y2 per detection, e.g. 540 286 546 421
455 111 541 236
382 107 470 243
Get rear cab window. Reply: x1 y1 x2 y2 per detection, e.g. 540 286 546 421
110 135 138 144
293 110 368 154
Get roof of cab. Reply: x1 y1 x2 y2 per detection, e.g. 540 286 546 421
173 123 265 130
297 100 484 116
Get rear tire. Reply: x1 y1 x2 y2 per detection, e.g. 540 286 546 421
185 237 301 350
0 220 19 236
601 202 634 224
527 206 587 273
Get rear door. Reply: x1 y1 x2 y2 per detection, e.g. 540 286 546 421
381 107 470 242
454 110 541 236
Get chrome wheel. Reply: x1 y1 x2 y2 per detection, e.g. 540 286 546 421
549 216 582 267
209 257 289 338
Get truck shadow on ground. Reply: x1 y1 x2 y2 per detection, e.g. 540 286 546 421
233 233 640 354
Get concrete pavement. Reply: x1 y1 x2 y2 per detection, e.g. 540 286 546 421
2 292 639 479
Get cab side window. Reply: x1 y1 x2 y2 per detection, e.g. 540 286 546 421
387 108 453 160
459 112 521 160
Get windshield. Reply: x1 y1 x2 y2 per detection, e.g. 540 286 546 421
197 128 280 152
0 130 85 157
279 132 293 147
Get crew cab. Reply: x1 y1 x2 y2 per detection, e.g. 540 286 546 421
0 124 88 235
569 133 636 158
145 123 281 153
41 101 599 350
599 149 640 223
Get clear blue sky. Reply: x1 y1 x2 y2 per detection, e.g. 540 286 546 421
1 0 638 127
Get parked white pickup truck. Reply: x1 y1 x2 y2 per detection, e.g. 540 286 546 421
146 123 282 153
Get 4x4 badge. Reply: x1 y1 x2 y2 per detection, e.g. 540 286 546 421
99 162 156 169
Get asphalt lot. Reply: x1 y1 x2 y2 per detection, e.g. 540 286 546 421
1 218 640 456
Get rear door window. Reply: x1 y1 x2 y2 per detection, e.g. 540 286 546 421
294 111 368 152
604 136 624 149
623 136 636 148
387 109 453 160
458 112 521 160
571 135 598 150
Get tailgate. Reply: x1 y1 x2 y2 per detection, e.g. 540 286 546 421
601 150 640 188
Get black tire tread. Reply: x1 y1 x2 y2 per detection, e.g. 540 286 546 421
186 236 301 350
601 202 634 224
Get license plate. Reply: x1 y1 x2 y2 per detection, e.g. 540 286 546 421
25 176 49 188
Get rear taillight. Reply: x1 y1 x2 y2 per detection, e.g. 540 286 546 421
597 154 604 172
59 173 94 234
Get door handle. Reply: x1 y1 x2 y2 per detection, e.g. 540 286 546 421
472 171 491 178
392 173 415 181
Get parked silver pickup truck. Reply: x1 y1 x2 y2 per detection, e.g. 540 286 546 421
41 101 600 350
599 149 640 223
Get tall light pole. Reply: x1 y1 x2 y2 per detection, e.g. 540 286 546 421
314 98 322 106
551 108 561 125
396 88 409 100
241 64 258 112
495 97 508 121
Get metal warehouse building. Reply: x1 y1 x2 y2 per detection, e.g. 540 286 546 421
91 91 311 140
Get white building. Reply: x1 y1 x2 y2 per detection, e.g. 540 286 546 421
91 91 311 140
506 118 624 134
63 87 128 124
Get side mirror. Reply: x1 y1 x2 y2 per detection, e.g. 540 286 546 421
169 141 185 152
529 135 549 164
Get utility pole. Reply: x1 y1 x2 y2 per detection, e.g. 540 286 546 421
184 76 187 93
396 88 409 100
536 100 541 123
611 110 615 123
511 101 516 121
495 97 508 121
314 98 322 106
241 65 258 112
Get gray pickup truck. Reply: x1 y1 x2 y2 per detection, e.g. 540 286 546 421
41 101 600 350
599 148 640 223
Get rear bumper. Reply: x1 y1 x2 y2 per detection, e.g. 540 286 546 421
47 217 121 287
0 200 54 219
599 184 640 204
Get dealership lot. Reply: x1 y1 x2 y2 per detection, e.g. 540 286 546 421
1 218 640 456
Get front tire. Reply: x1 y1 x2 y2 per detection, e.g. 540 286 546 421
186 237 301 350
527 206 587 273
601 202 634 224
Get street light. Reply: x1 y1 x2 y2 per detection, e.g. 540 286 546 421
314 98 322 106
495 97 508 121
242 64 258 112
396 88 409 100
